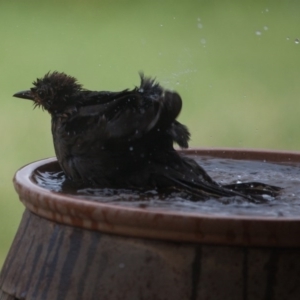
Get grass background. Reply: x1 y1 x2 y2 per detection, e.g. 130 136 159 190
1 0 300 267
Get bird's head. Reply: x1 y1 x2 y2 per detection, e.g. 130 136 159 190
13 71 82 114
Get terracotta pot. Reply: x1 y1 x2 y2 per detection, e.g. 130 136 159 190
1 148 300 300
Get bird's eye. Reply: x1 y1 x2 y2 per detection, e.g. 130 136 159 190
38 91 45 98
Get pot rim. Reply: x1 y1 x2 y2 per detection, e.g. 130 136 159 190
13 148 300 247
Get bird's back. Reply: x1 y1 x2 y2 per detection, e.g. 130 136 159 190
51 75 190 187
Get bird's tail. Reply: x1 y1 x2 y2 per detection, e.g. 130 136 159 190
222 182 282 199
153 152 282 203
163 175 282 204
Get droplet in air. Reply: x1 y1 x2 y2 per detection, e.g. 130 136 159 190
129 146 133 151
286 37 290 41
263 26 268 31
119 263 125 269
255 31 262 36
197 23 203 29
200 38 206 44
295 38 299 44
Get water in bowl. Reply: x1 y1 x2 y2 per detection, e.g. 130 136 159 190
33 155 300 218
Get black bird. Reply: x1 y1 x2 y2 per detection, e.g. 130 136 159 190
14 71 281 202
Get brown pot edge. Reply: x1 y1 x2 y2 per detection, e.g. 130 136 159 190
12 148 300 247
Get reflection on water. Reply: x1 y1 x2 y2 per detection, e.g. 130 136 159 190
33 156 300 218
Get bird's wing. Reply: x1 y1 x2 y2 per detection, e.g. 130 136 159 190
65 75 183 141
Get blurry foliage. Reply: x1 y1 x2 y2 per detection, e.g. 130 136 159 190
1 0 300 266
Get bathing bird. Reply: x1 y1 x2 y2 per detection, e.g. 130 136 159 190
13 71 281 202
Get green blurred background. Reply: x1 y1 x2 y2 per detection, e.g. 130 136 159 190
1 0 300 267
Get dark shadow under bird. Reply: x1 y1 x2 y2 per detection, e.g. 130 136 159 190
13 71 281 202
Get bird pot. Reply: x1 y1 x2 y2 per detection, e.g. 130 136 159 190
1 148 300 300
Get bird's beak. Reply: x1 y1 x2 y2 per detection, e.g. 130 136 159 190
13 90 34 100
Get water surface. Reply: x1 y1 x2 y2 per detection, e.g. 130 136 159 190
34 155 300 218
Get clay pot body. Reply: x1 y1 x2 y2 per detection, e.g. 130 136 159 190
1 148 300 300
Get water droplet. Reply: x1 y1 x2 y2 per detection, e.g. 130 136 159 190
286 37 290 41
197 17 201 21
160 24 163 27
129 146 133 151
262 194 273 201
255 31 262 36
263 26 268 31
197 23 203 29
119 263 125 269
265 8 269 12
295 38 299 44
200 38 206 44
